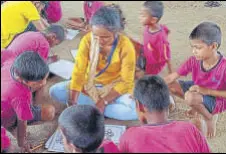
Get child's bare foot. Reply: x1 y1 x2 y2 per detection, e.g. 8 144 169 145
190 115 203 132
205 119 215 138
185 109 197 118
205 115 218 138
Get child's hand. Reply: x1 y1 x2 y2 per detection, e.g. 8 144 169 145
189 85 210 95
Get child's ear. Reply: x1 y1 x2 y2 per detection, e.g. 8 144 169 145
135 100 148 124
212 42 219 50
50 33 57 41
151 17 159 24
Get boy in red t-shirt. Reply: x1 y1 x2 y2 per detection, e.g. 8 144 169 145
164 22 226 138
1 52 55 152
58 105 119 153
138 1 172 75
119 76 210 153
135 1 175 111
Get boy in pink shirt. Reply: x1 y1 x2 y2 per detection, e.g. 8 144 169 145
119 76 210 153
3 25 65 65
66 1 104 32
1 52 55 152
164 22 226 138
58 105 119 153
139 1 172 75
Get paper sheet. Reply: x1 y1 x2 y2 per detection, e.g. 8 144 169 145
66 29 80 40
70 49 78 59
48 59 74 80
104 125 126 144
47 129 64 153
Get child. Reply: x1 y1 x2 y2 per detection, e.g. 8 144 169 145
164 21 226 138
139 1 172 75
1 51 55 152
138 1 176 110
1 127 11 153
58 105 119 153
66 1 104 32
5 25 65 64
119 76 211 153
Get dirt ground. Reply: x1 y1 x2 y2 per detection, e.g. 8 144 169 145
6 1 226 153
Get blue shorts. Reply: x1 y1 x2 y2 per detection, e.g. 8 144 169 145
27 105 42 124
178 80 216 113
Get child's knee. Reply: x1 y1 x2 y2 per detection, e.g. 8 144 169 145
41 104 55 121
185 91 202 106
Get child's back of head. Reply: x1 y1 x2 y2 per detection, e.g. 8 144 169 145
134 75 170 113
58 105 105 153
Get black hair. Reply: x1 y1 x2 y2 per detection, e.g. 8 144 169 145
143 1 164 21
134 75 170 112
11 51 49 82
58 105 105 153
45 24 65 42
189 21 222 49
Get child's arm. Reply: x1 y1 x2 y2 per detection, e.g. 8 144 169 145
40 17 50 28
189 85 226 98
17 120 31 152
166 60 173 74
164 44 172 74
164 72 181 85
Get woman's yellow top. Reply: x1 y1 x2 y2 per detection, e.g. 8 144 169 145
70 32 136 95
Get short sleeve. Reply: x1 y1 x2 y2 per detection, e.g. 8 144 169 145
11 96 33 121
162 25 170 35
22 2 40 22
177 56 195 76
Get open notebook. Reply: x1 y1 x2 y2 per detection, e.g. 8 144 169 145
45 125 126 153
